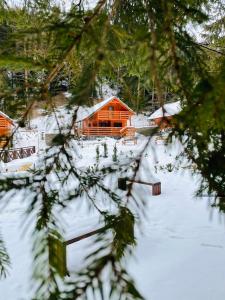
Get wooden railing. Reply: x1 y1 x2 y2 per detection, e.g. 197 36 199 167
82 126 136 138
0 146 35 163
120 126 136 138
82 127 122 137
97 111 130 120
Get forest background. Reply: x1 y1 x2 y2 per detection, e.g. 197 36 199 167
0 0 225 299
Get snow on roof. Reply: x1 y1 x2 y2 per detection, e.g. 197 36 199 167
0 111 14 125
148 101 181 120
76 96 135 122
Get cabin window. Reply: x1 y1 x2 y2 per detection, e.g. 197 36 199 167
108 106 114 111
114 122 122 127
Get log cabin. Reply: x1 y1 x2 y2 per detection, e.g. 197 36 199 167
0 111 15 148
148 101 181 129
76 96 136 138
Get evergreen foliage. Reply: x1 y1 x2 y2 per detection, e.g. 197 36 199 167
0 0 224 299
0 233 10 278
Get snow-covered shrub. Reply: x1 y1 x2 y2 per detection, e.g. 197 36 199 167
103 142 108 158
112 144 118 162
96 146 100 163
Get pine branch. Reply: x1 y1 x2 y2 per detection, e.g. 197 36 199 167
0 233 10 278
195 42 225 56
42 0 107 91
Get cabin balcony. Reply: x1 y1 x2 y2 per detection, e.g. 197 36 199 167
96 111 130 120
81 126 136 138
82 127 122 137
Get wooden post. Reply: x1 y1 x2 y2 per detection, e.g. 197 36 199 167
20 148 24 159
152 182 161 196
4 151 8 163
49 235 68 277
13 150 17 160
118 178 127 190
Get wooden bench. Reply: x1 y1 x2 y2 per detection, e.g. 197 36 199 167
118 177 161 196
122 137 137 145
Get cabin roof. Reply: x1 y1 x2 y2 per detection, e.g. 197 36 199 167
77 96 135 122
148 101 181 120
0 111 15 125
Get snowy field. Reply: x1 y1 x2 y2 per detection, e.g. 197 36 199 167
0 135 225 300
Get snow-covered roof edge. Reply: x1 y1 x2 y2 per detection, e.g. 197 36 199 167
0 111 15 125
79 96 135 121
148 101 181 120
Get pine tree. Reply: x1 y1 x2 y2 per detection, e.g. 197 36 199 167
0 1 225 299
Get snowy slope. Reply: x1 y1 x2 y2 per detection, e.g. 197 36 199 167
128 172 225 300
132 113 150 128
0 136 225 300
30 107 74 133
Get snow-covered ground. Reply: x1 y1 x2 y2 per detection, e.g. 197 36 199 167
129 172 225 300
13 129 46 152
0 134 225 300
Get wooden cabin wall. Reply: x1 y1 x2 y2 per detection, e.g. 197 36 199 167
102 101 128 111
0 115 12 136
81 98 133 130
154 116 173 129
82 100 132 128
0 115 13 148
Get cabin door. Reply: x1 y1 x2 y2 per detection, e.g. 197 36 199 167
113 122 122 127
99 121 111 127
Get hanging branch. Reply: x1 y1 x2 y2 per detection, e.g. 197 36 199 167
195 42 225 56
144 1 164 109
42 0 107 91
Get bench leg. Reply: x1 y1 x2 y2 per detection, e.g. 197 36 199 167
152 183 161 196
118 178 127 190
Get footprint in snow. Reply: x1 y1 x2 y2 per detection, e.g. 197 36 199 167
201 243 223 249
169 235 186 240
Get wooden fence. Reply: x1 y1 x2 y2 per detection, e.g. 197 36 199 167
0 146 35 163
82 127 122 137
